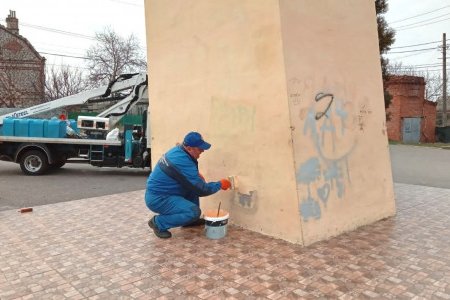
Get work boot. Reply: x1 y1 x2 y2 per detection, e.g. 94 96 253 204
182 218 206 227
148 216 172 238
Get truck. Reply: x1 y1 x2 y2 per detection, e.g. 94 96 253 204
0 72 151 175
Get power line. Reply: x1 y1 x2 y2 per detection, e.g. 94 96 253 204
34 41 88 52
46 63 90 70
390 40 442 49
39 51 89 60
0 18 95 40
414 63 442 67
388 47 438 54
393 12 450 29
394 63 442 68
396 16 450 31
37 46 86 57
21 23 96 40
394 66 442 70
389 4 450 24
388 51 435 60
409 69 444 73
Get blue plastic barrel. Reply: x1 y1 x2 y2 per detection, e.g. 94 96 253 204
43 119 49 137
59 120 67 137
2 118 15 136
15 119 30 137
69 119 79 133
29 119 45 137
46 119 66 138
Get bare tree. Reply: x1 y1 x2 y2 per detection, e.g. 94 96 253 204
387 62 442 102
85 27 147 86
45 65 88 101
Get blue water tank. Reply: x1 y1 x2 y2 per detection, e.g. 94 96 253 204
43 119 49 137
46 119 66 138
15 119 30 137
69 119 79 133
2 118 15 136
29 119 45 137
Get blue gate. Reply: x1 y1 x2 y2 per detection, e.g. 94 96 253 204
402 117 421 143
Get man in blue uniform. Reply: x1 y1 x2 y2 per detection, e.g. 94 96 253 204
145 132 231 238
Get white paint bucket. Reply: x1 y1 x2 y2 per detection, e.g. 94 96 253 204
204 209 229 239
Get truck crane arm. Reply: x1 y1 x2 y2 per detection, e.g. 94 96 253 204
0 72 148 126
97 73 148 128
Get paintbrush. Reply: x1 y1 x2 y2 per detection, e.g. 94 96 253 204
217 201 221 217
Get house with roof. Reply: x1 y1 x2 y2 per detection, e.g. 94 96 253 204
0 10 45 109
385 75 437 143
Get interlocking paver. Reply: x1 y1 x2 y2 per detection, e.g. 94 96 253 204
0 183 449 299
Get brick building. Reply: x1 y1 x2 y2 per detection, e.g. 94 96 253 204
386 75 436 143
0 10 45 108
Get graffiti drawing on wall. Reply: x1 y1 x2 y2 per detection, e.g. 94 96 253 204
288 78 303 106
210 98 256 136
358 100 373 131
237 191 257 208
296 91 358 222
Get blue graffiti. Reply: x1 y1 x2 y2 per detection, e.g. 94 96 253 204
238 191 255 208
317 183 330 204
300 195 321 221
323 162 346 198
297 93 355 221
320 116 336 151
296 157 321 183
334 99 348 135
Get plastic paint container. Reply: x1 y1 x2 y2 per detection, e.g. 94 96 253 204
204 209 229 240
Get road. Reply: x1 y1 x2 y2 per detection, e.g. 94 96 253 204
0 161 149 211
1 144 449 212
389 144 450 189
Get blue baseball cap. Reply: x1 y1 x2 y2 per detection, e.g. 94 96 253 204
183 132 211 150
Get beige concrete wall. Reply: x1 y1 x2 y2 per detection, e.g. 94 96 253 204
279 0 395 245
145 0 395 245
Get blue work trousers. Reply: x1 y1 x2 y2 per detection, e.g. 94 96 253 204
145 191 201 231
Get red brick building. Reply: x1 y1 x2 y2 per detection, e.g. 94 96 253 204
0 10 45 108
385 75 436 143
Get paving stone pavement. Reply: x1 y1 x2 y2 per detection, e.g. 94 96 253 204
0 183 449 299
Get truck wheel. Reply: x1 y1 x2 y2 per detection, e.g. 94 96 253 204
20 150 49 175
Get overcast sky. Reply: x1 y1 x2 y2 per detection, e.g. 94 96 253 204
384 0 449 75
1 0 146 72
1 1 448 77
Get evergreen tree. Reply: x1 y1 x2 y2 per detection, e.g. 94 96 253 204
375 0 395 109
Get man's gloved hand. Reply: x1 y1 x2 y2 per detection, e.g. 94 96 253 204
220 179 232 190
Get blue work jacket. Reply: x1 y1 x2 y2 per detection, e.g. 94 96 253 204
146 145 222 197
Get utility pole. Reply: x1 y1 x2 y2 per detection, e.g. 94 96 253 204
443 33 447 126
